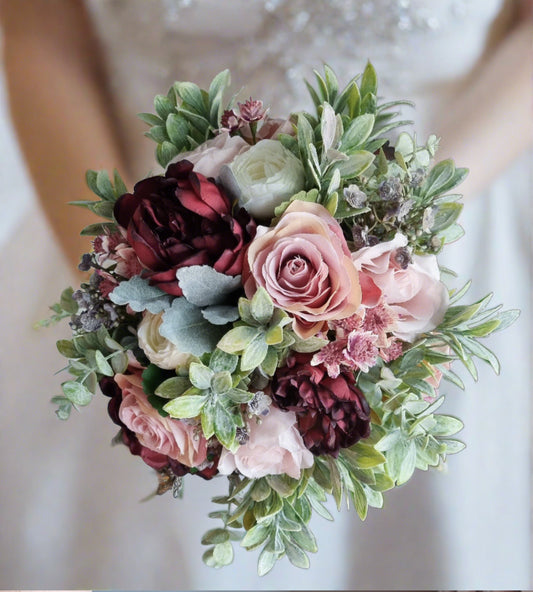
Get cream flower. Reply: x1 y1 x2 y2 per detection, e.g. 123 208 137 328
137 311 192 370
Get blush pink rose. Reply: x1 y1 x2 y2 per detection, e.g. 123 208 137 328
116 371 207 468
243 201 361 338
178 132 250 178
351 233 449 342
217 407 314 479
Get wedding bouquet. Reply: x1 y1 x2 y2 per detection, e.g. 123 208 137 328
45 64 516 574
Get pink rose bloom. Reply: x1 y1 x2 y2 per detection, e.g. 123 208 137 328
178 132 250 178
116 371 207 468
352 233 449 342
243 201 361 338
217 407 314 479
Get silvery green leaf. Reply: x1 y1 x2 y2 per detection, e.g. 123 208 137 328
442 439 466 454
96 170 115 200
189 362 214 390
209 349 239 373
241 335 269 371
261 348 278 376
291 335 328 353
333 150 374 178
166 113 189 147
283 535 310 569
360 61 378 98
62 381 92 406
155 376 192 399
321 102 337 153
226 388 254 404
201 305 240 325
217 326 259 353
394 132 415 160
94 350 113 376
163 394 207 418
137 112 164 126
327 167 341 195
157 141 180 167
340 114 374 152
212 541 234 567
56 339 79 359
201 528 230 545
257 547 277 577
145 125 168 144
109 276 172 313
241 524 270 550
176 265 241 307
174 81 206 114
160 298 227 356
80 222 117 236
211 371 233 395
154 94 175 119
214 402 236 449
351 479 368 520
250 287 274 324
397 441 417 485
431 415 464 437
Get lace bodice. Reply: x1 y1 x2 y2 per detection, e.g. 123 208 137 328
87 0 503 175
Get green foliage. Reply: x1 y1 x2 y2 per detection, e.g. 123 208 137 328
70 169 128 235
52 326 130 419
140 70 231 167
35 287 77 328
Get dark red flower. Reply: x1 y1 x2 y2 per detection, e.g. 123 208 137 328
270 353 371 457
114 160 256 296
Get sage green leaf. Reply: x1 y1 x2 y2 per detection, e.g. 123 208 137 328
442 439 466 454
145 125 168 144
96 170 115 200
297 113 315 162
360 61 378 99
250 287 274 324
241 523 270 550
217 326 259 353
431 415 464 437
214 402 236 448
154 94 175 119
201 400 215 439
94 350 113 376
226 388 254 404
351 479 368 520
156 141 180 167
165 113 189 147
211 371 233 395
62 381 92 406
176 265 241 307
340 114 375 151
213 542 234 567
283 534 310 569
251 478 271 502
257 546 277 576
109 276 172 313
137 112 164 126
201 528 230 545
163 394 207 418
306 492 334 521
201 305 240 326
264 325 283 346
154 376 192 399
241 335 269 371
266 474 299 497
333 150 374 178
174 81 206 114
189 362 213 390
346 81 361 118
56 339 79 359
289 524 317 553
261 347 278 376
342 443 386 469
209 349 239 373
202 547 217 568
161 298 227 356
432 202 463 233
89 200 115 219
80 222 117 236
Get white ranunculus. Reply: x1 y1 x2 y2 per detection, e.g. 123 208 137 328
137 311 192 370
219 139 305 219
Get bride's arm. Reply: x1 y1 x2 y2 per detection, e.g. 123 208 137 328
434 4 533 199
0 0 130 269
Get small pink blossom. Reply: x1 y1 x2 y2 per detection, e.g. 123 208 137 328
116 371 207 468
217 407 313 479
238 97 267 123
345 331 379 373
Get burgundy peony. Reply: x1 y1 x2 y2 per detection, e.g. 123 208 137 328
114 160 255 296
270 353 371 457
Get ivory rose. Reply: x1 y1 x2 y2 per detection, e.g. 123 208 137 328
243 200 361 338
220 139 305 219
217 406 313 479
178 132 250 178
116 371 207 467
351 233 449 342
137 311 192 370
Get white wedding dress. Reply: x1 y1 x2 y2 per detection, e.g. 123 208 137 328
0 0 530 589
